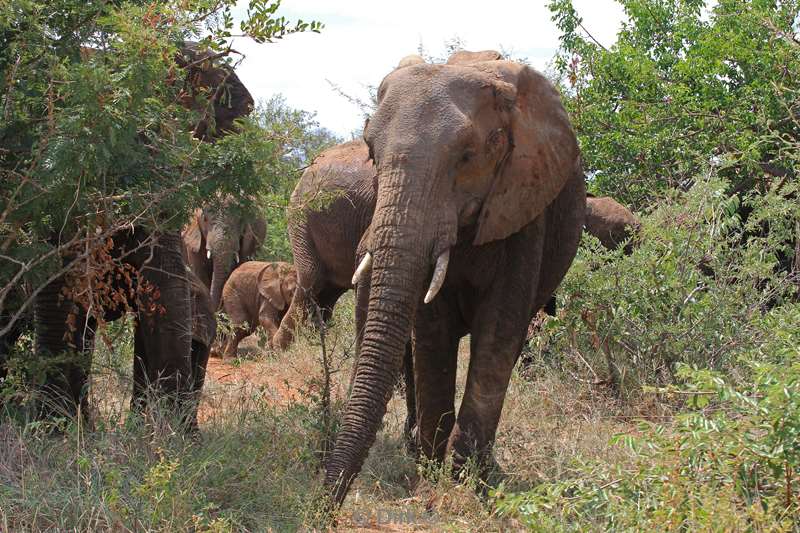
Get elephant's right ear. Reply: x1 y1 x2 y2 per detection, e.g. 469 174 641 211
258 267 287 311
182 209 204 254
473 61 582 246
241 219 267 260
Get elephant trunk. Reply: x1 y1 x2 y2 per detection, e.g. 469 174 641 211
324 164 433 505
208 227 240 310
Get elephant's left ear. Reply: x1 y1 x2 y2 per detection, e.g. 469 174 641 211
472 61 583 246
259 267 287 310
281 270 298 307
183 211 203 254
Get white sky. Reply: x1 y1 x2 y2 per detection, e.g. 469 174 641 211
230 1 627 137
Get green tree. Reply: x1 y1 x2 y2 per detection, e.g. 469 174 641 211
549 0 800 207
0 0 321 335
253 95 341 261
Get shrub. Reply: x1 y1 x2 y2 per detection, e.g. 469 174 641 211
527 174 798 397
496 302 800 531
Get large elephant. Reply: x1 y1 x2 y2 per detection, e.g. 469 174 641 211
16 43 252 420
181 204 267 310
324 50 586 505
219 261 297 358
272 140 377 350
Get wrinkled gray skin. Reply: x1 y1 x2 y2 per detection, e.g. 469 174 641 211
324 51 586 506
182 204 267 311
219 261 297 358
272 140 377 350
20 43 249 421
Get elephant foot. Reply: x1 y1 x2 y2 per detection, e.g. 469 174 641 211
272 328 292 351
446 428 501 490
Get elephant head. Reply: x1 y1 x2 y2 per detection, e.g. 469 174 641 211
258 263 297 313
176 42 255 141
325 51 581 503
182 203 267 310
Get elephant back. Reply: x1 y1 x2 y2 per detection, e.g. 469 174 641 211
289 140 376 215
585 196 640 251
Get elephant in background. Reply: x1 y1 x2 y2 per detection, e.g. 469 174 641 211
33 230 216 425
271 140 377 350
15 43 252 421
218 261 297 358
585 195 640 253
182 204 267 310
539 194 640 316
177 42 255 141
324 50 585 505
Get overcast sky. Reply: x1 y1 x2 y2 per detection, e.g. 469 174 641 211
229 1 627 138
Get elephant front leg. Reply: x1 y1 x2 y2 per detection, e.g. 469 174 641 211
134 232 193 421
222 324 250 359
401 341 416 455
448 298 537 480
272 287 307 350
413 295 462 463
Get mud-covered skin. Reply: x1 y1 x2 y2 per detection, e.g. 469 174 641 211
272 140 377 350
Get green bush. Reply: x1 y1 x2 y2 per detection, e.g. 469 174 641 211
496 303 800 531
527 174 798 397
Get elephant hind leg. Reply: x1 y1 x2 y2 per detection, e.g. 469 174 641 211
315 286 347 324
184 339 210 431
34 278 95 419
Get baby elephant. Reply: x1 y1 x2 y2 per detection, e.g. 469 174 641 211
218 261 297 359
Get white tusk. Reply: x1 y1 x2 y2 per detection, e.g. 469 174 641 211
235 252 240 264
206 250 211 259
424 250 450 304
351 252 373 286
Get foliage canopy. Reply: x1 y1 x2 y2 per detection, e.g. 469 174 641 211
0 0 321 330
549 0 800 207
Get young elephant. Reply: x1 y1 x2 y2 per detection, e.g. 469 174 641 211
218 261 297 358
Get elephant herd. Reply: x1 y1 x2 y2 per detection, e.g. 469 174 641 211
1 47 641 508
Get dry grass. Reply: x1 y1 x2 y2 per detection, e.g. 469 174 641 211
0 302 652 531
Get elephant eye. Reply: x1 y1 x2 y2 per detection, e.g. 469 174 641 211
460 150 475 165
488 128 504 146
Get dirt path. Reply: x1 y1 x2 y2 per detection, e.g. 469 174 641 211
197 336 311 423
